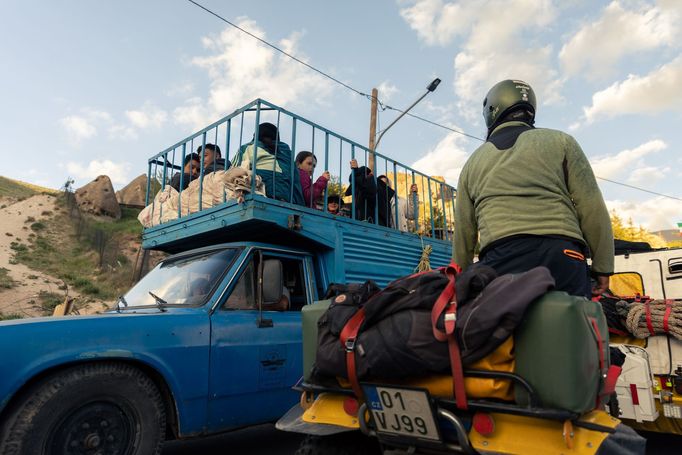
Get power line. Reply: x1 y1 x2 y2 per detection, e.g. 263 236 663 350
186 0 482 142
186 0 368 98
596 177 682 202
383 104 486 141
187 0 681 204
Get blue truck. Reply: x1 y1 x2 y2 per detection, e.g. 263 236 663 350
0 99 456 455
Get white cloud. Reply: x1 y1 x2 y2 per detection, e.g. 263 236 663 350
108 123 138 141
582 55 682 123
453 46 564 119
60 108 116 144
174 19 334 129
172 97 207 130
82 108 112 122
606 197 682 231
164 82 195 97
61 115 97 144
66 159 133 186
399 0 475 46
400 0 562 120
125 102 168 129
560 1 679 79
377 81 399 103
411 131 471 185
628 165 671 185
590 139 667 180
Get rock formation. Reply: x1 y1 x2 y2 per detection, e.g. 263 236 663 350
74 175 121 219
116 174 148 208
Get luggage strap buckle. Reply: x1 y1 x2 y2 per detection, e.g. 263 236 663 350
345 338 356 352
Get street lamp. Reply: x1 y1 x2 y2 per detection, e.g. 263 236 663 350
374 78 441 150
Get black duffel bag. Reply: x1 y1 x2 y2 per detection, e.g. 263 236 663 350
313 265 555 387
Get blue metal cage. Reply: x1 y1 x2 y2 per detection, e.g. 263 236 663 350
144 99 457 250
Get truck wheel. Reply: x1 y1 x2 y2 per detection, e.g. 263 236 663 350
295 432 380 455
0 362 166 455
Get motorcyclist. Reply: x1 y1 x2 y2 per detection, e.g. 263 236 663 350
453 79 613 298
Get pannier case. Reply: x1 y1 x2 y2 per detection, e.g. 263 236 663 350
514 291 610 413
302 299 331 381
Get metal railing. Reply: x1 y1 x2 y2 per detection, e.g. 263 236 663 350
145 99 457 240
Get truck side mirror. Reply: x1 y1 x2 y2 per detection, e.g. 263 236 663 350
257 258 284 328
262 259 284 303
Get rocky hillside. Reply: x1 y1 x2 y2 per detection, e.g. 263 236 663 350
0 176 159 320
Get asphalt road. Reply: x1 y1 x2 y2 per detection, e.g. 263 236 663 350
641 431 681 454
162 424 304 455
162 426 680 454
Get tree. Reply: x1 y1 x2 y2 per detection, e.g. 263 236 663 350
326 175 344 197
610 211 666 248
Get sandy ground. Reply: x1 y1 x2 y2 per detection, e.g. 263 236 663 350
0 194 109 317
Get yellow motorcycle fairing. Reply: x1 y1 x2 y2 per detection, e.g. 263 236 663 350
301 393 361 429
469 410 620 455
300 392 621 454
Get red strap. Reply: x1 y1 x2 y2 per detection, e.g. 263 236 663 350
431 280 456 341
608 327 628 337
339 308 366 398
430 263 467 410
447 331 468 410
590 317 607 408
590 318 605 373
629 384 640 405
603 366 622 396
645 302 655 335
430 264 460 340
663 300 673 333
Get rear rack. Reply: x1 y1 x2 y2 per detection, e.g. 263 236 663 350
296 369 586 424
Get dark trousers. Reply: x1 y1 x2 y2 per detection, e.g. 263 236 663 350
479 236 591 298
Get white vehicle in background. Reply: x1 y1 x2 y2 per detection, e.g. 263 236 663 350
612 242 682 299
608 241 682 435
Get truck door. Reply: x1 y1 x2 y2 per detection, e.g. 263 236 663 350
206 250 314 432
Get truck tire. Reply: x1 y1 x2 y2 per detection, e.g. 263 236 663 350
295 433 380 455
0 362 166 455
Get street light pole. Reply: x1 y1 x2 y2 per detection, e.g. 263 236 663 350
374 78 441 151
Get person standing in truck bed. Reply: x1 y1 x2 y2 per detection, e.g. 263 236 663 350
454 79 613 298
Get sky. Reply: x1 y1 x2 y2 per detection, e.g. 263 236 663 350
1 0 681 230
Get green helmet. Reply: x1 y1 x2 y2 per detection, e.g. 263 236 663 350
482 79 536 129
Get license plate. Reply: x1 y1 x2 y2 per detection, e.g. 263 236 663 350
363 385 441 441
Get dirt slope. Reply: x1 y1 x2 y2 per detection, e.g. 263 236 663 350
0 194 109 317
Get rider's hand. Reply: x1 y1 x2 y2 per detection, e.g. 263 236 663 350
322 171 330 180
592 275 610 296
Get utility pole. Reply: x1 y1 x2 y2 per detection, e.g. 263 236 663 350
368 87 378 172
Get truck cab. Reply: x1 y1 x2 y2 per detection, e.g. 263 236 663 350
0 99 457 455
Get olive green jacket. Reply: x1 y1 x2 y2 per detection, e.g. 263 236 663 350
453 122 614 274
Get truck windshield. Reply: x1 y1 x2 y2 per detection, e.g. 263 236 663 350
121 248 238 307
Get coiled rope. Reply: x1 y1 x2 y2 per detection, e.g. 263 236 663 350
624 299 682 340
